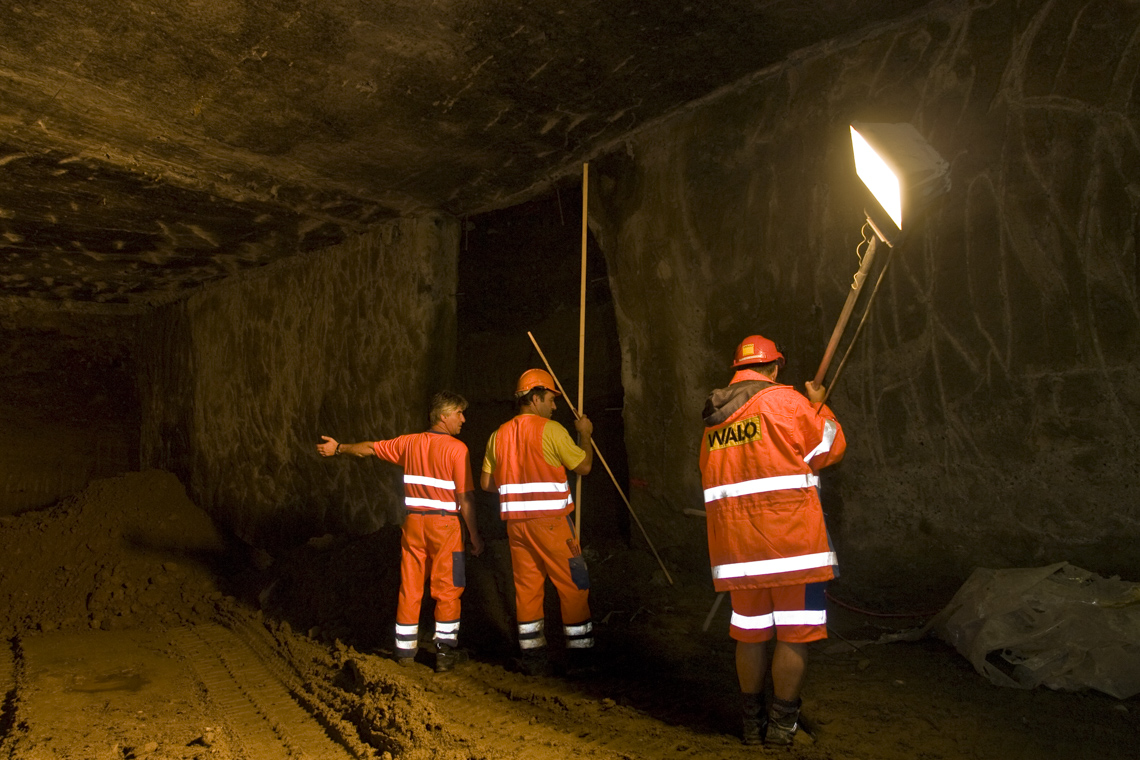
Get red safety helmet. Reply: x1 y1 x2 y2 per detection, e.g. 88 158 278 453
515 368 561 398
732 334 785 368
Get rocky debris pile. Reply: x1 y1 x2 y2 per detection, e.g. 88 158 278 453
0 470 229 636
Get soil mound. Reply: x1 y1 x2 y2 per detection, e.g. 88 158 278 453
0 469 228 636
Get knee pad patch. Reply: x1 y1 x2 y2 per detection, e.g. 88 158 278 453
452 551 466 587
568 555 590 590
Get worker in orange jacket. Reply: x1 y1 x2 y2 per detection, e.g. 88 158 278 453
481 369 594 676
700 335 846 746
318 391 484 673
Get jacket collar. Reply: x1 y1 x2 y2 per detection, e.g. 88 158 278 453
702 370 778 426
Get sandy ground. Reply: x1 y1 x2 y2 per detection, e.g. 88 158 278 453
1 471 1137 759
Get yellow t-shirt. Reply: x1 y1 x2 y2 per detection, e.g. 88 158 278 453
482 416 587 474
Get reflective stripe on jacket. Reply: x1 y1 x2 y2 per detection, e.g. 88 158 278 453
699 374 845 590
372 432 471 514
404 473 459 512
492 415 574 520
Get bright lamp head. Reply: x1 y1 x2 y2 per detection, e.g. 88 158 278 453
850 122 950 244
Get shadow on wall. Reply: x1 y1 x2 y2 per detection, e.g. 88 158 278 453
237 525 521 663
245 528 405 651
0 321 139 516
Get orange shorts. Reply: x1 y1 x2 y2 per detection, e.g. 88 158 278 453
728 582 827 644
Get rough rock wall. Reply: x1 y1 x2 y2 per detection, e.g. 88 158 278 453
590 0 1140 599
137 215 459 550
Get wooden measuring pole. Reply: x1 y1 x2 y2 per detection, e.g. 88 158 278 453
575 163 588 538
528 331 675 585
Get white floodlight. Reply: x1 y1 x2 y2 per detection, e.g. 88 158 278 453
851 127 902 228
813 123 951 397
850 122 951 245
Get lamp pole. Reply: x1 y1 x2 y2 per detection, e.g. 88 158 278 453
820 238 898 405
813 231 880 388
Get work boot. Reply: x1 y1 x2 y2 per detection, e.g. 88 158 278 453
518 647 552 677
741 692 766 746
765 697 801 747
434 643 457 673
563 646 598 678
394 652 416 668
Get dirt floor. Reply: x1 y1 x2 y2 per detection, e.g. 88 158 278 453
1 471 1138 760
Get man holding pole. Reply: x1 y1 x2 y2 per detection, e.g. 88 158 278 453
317 391 484 673
699 335 846 746
481 368 595 676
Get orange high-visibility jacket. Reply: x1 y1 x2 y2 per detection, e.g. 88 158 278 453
699 372 846 591
372 432 473 513
492 415 574 520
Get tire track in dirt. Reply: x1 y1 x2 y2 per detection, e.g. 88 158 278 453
0 637 17 750
214 609 386 758
411 660 752 760
173 624 357 760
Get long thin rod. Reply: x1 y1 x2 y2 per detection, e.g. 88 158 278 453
576 163 588 538
813 234 879 386
527 331 675 585
702 592 726 632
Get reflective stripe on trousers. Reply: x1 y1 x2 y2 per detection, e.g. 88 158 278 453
435 618 460 647
395 622 418 654
564 619 594 649
730 609 827 630
518 618 547 649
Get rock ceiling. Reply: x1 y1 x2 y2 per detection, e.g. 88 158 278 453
0 0 933 306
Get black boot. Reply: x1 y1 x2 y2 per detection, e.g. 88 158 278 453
564 646 598 677
434 643 457 673
741 692 766 745
518 647 552 677
765 697 801 746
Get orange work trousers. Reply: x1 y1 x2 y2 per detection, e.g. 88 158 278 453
507 514 590 629
396 513 465 629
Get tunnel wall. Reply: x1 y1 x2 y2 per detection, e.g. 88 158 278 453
590 0 1140 600
137 215 459 551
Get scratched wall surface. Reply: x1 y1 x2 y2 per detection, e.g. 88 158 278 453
136 215 459 550
591 0 1140 600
